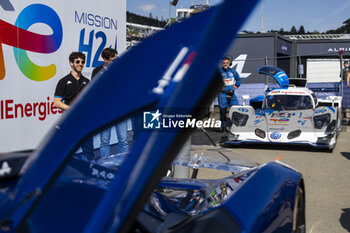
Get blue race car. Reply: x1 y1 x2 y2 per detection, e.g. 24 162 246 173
0 1 305 232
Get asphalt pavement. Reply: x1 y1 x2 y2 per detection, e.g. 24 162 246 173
191 126 350 233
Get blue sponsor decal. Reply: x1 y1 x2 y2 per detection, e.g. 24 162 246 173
254 119 264 125
315 109 327 114
255 109 265 116
270 132 281 140
298 120 306 126
327 107 335 113
238 107 249 113
264 109 274 115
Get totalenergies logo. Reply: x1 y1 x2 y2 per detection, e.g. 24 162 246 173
0 4 62 81
269 118 289 124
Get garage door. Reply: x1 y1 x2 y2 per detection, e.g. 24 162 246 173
306 59 341 83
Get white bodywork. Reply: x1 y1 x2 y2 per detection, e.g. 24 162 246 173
226 86 342 149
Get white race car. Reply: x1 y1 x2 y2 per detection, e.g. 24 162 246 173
222 66 342 150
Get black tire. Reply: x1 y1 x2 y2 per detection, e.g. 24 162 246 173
293 186 306 233
337 111 342 135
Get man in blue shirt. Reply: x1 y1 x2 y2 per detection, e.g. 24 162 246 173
218 56 241 131
343 61 350 88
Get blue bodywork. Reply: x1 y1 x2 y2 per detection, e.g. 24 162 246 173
249 66 290 108
0 1 304 232
258 66 289 88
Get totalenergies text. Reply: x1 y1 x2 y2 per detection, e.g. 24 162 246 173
0 97 62 121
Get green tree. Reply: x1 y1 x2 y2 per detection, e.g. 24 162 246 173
290 26 297 34
326 18 350 34
279 27 285 34
126 11 167 28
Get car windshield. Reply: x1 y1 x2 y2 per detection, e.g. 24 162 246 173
264 94 313 110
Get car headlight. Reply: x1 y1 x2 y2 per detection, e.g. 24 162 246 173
231 112 248 127
255 128 266 138
287 130 301 139
313 113 331 129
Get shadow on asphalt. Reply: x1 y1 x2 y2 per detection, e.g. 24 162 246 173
191 128 223 146
222 143 333 153
340 208 350 232
191 128 333 153
341 152 350 160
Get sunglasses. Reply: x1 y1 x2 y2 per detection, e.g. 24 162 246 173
74 60 85 65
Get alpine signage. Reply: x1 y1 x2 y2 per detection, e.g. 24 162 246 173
297 42 350 56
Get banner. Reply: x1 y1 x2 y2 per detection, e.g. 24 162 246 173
0 0 126 152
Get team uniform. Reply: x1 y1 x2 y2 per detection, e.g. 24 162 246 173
218 67 241 127
91 65 107 80
343 66 349 85
54 73 94 160
54 73 90 105
342 66 350 111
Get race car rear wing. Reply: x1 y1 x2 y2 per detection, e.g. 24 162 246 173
258 66 289 88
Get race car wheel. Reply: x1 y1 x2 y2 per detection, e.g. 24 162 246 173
293 186 305 233
336 112 342 135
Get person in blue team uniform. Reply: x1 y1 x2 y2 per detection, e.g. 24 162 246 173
343 61 350 88
218 56 241 131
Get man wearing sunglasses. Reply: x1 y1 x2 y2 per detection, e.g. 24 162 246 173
54 52 94 160
54 52 90 109
91 48 129 158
